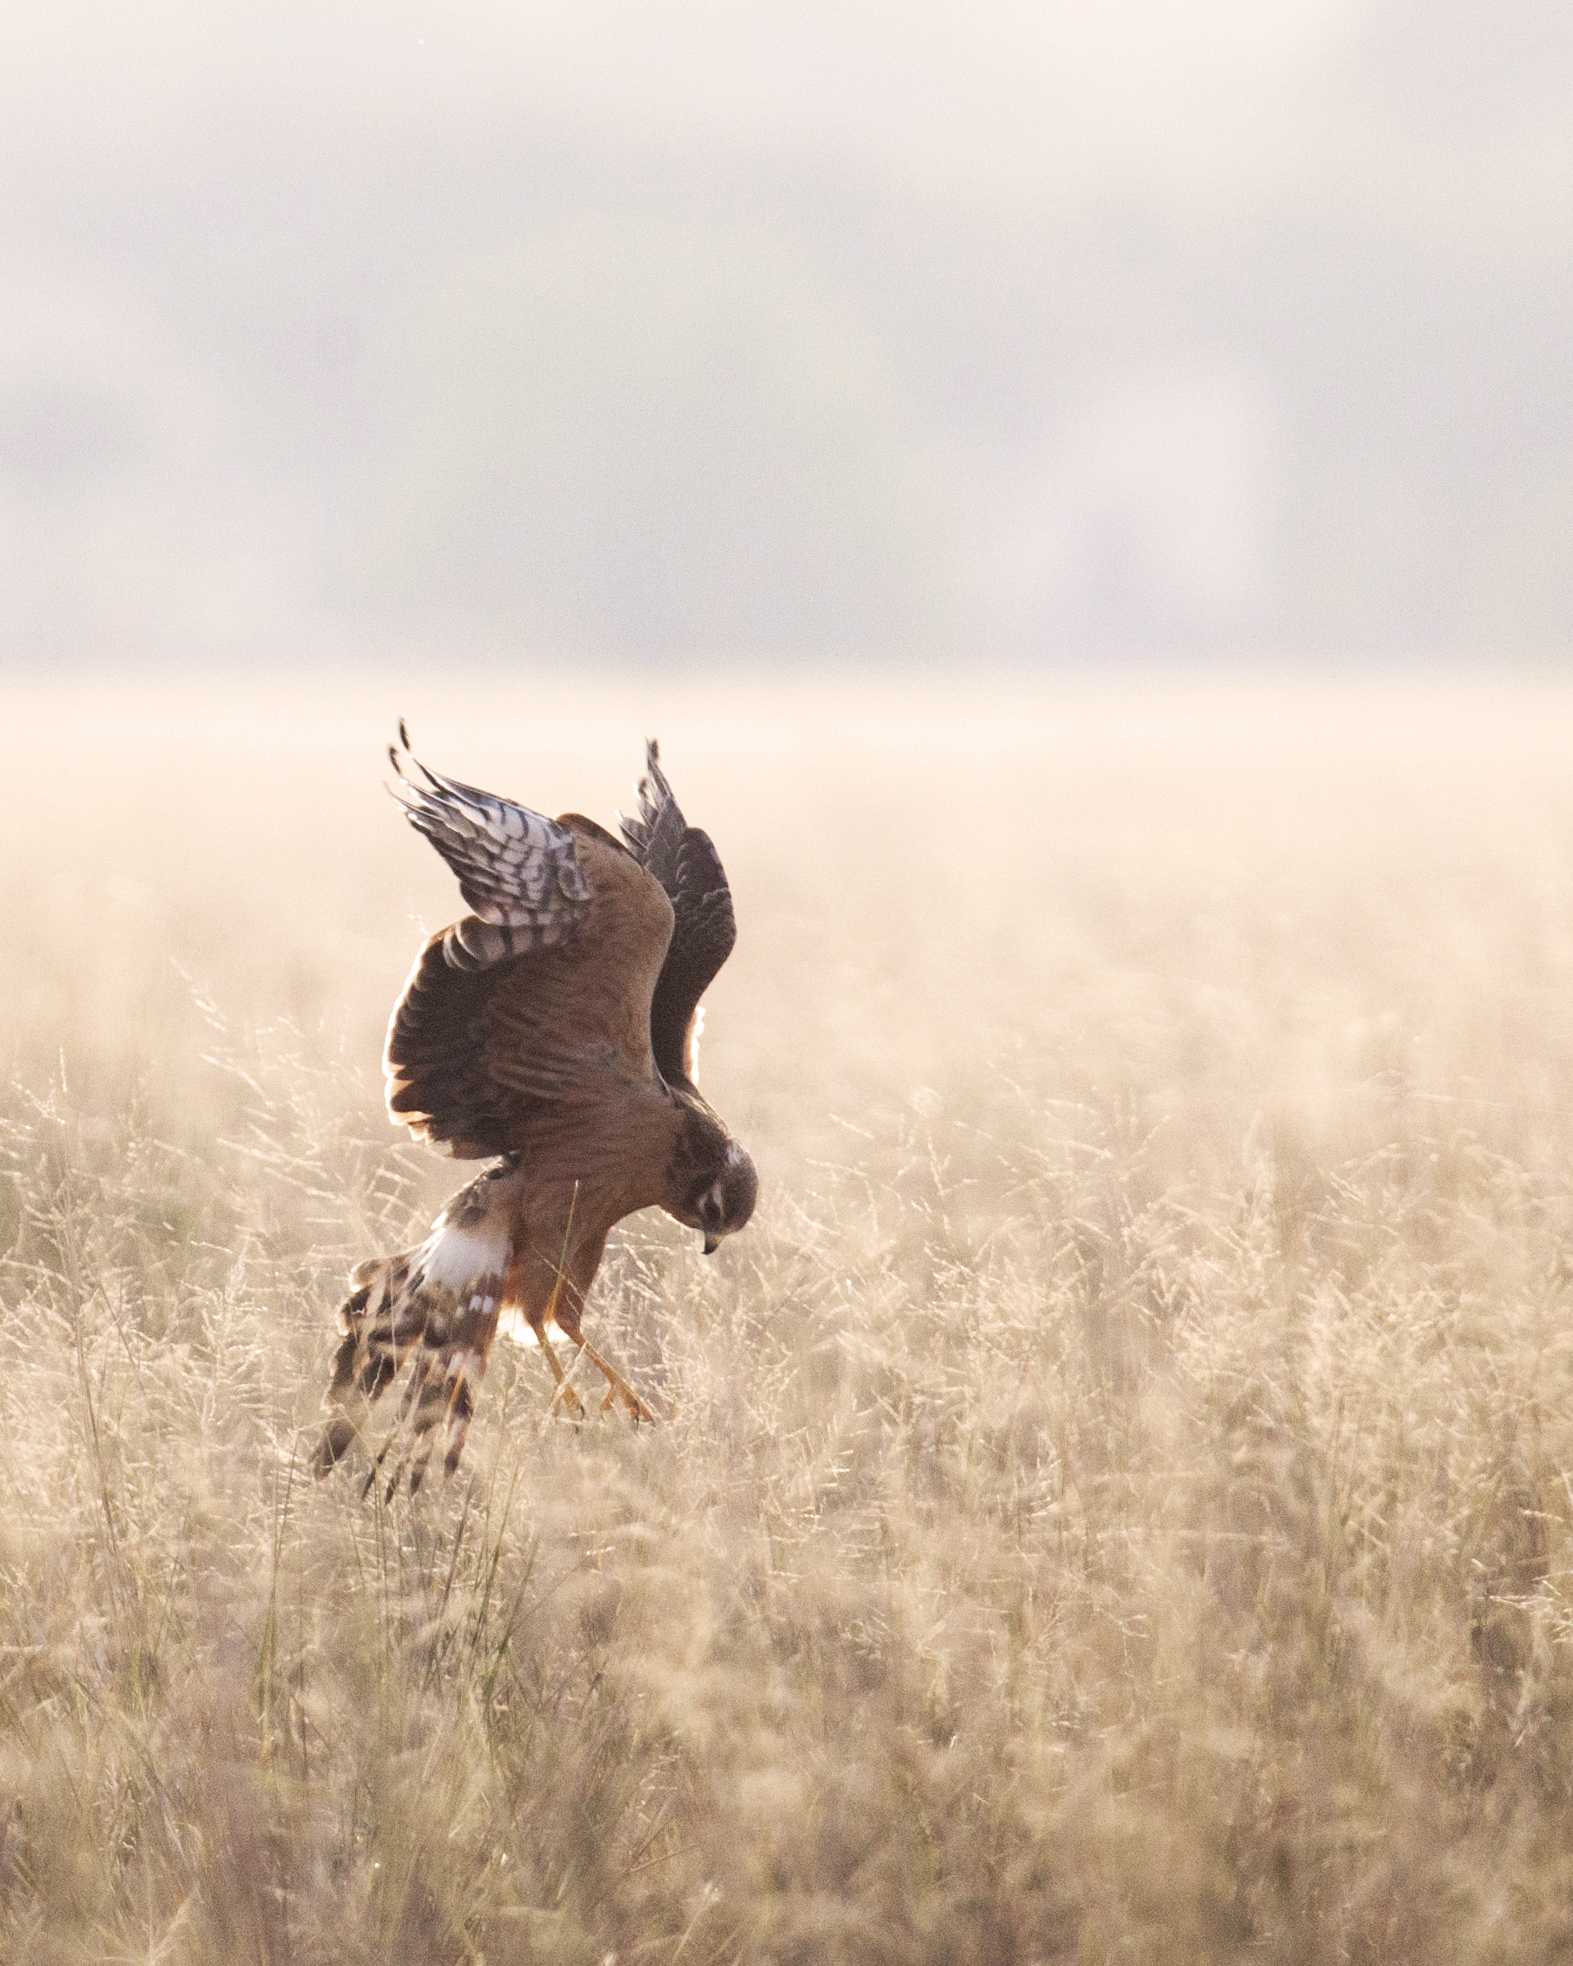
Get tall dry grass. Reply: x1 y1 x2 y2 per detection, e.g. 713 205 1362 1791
5 680 1573 1961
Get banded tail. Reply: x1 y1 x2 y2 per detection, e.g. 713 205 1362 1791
314 1164 520 1494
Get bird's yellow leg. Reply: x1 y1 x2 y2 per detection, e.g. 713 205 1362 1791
536 1209 654 1423
526 1312 585 1420
562 1327 659 1424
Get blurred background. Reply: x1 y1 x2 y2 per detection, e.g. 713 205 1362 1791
2 0 1569 684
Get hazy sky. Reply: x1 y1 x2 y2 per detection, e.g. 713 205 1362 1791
2 2 1569 673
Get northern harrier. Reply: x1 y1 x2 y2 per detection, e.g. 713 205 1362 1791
314 727 757 1493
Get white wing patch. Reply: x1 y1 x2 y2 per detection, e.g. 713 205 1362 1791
684 1002 705 1085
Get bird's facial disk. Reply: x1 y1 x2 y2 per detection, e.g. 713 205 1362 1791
687 1145 758 1255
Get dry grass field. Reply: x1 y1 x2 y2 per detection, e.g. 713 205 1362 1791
6 678 1573 1962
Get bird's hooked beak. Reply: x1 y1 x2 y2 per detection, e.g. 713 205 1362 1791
702 1233 720 1256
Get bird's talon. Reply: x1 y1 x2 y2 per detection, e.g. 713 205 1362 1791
550 1383 586 1421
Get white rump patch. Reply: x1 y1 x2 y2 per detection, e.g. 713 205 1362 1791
421 1218 510 1292
498 1308 540 1348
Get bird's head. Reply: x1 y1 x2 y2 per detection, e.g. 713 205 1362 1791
668 1135 758 1255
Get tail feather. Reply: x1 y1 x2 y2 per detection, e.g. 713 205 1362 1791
315 1169 516 1491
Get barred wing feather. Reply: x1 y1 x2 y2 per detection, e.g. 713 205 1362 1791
389 721 590 970
383 726 675 1157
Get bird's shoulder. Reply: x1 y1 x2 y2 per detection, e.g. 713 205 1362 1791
556 814 676 945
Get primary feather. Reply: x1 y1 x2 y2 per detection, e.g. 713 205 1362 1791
620 739 738 1093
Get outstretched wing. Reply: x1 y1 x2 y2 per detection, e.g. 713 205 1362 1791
388 721 590 969
619 740 737 1094
384 727 675 1158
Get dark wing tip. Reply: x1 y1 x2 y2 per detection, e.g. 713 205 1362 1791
390 721 474 801
390 722 429 791
639 739 675 814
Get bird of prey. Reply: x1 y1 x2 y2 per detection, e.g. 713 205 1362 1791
314 726 757 1493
